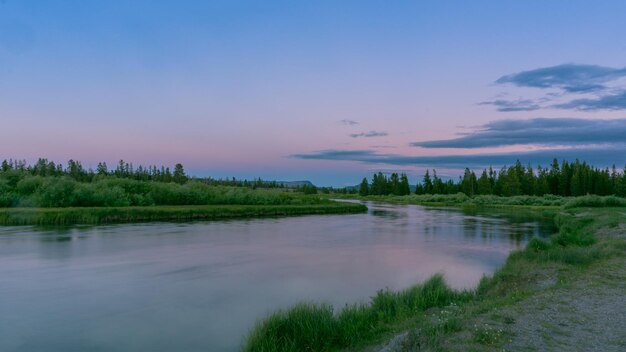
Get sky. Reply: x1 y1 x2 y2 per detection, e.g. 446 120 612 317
1 0 626 186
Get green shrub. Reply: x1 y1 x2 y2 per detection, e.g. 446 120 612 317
16 176 44 195
563 195 626 208
527 238 551 252
38 177 77 207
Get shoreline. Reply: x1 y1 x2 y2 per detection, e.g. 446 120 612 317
0 202 368 226
244 197 626 351
377 206 626 352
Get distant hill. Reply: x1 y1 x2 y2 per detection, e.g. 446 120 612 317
276 180 315 188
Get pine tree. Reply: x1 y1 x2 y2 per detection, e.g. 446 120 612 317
1 160 10 172
461 168 477 196
523 164 535 195
558 160 571 196
570 168 582 196
400 174 410 195
548 158 560 195
371 172 388 195
432 170 444 194
422 170 433 194
359 177 369 196
173 164 187 184
97 162 108 176
477 169 492 195
390 173 400 195
535 166 550 195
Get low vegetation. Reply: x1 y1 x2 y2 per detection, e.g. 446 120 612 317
243 198 626 351
0 171 324 209
336 193 626 210
0 158 366 224
334 193 564 208
0 203 367 226
244 275 473 352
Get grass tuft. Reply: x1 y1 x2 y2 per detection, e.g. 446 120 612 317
243 275 468 351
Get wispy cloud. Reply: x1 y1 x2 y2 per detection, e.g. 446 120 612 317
554 91 626 111
350 131 388 138
479 99 541 112
486 64 626 112
291 147 626 169
293 150 380 161
495 64 626 93
369 145 397 149
340 119 359 125
411 118 626 149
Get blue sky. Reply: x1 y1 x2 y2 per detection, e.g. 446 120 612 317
2 1 626 185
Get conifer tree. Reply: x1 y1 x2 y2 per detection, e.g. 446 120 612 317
390 173 400 195
477 169 492 195
422 170 433 194
400 174 410 196
359 177 369 196
173 163 188 184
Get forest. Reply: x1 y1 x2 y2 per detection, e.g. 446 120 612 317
4 158 626 209
359 159 626 197
0 158 320 208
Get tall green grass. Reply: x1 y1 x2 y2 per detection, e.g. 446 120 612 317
477 208 620 299
243 275 472 352
0 202 367 225
336 193 567 207
342 193 626 209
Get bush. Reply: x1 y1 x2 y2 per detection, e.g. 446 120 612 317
73 183 131 207
527 237 551 252
563 195 626 209
0 179 18 207
38 177 77 207
16 176 44 195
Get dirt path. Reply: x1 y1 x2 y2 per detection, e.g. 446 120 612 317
374 226 626 352
501 257 626 351
501 226 626 352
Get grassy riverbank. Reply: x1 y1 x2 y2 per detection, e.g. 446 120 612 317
0 202 367 225
0 170 369 225
394 206 626 351
332 193 626 209
243 197 626 351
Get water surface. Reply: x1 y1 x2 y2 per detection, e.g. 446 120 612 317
0 202 554 351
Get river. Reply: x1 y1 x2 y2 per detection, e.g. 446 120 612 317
0 202 554 351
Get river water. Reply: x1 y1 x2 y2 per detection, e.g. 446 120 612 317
0 202 554 351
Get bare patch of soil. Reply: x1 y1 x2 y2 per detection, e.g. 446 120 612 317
374 227 626 352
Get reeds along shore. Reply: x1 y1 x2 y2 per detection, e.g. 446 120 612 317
336 193 626 208
0 202 367 226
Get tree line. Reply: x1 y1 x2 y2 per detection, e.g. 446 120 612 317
1 158 188 184
0 158 290 189
358 172 411 196
0 158 326 208
358 159 626 197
